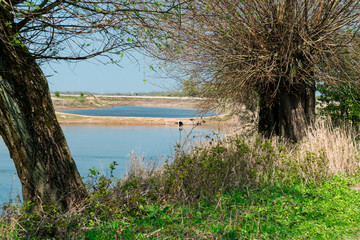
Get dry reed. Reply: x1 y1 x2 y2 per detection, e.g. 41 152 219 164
159 119 360 201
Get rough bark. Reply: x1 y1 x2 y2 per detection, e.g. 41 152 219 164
258 82 316 142
0 10 87 212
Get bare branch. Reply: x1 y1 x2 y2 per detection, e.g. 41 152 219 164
143 0 360 111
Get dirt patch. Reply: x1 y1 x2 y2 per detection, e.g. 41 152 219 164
350 184 360 191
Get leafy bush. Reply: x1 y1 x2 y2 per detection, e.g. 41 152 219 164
54 91 60 98
317 81 360 126
1 121 359 239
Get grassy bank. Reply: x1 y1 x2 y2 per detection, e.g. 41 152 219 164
1 121 360 239
83 176 360 239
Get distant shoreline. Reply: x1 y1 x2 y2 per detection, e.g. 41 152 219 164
53 94 238 128
53 94 201 110
56 112 236 128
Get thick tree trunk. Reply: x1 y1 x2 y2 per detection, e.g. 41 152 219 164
0 23 87 212
258 82 315 142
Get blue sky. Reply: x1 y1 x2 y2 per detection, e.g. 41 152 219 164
42 55 177 94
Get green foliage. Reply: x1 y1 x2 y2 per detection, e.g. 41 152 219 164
1 201 83 239
54 91 60 98
2 131 360 239
9 33 25 47
317 82 360 125
165 138 254 201
163 134 347 203
80 92 84 97
79 176 360 239
181 78 200 97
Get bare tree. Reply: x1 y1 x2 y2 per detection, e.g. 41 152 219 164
0 0 173 212
144 0 360 141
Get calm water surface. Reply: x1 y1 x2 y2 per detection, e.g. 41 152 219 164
59 105 217 118
0 125 219 203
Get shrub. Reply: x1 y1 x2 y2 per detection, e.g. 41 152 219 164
162 120 360 201
1 120 359 239
54 91 60 97
317 82 360 126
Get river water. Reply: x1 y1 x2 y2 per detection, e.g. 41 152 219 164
0 106 221 203
59 105 217 118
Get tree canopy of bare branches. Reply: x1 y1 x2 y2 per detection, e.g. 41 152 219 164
2 0 177 62
145 0 360 141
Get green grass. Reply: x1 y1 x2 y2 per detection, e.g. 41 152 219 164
2 123 360 239
3 173 360 239
77 175 360 239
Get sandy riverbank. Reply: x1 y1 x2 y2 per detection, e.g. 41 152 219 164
53 95 238 127
53 95 201 110
55 112 237 128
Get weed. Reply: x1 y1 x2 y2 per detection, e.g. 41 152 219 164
1 120 360 239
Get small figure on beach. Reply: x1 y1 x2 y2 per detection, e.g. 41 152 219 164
177 121 184 130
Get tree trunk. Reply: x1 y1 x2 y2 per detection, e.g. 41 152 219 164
258 82 315 142
0 23 87 212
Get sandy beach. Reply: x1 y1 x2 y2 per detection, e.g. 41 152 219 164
53 95 238 127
